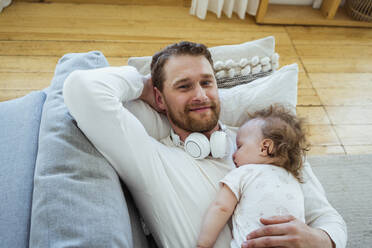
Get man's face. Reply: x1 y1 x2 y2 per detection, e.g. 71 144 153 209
158 55 220 133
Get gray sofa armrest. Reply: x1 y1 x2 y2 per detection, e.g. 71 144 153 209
30 51 148 248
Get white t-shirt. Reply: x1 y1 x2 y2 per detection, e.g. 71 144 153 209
63 65 347 248
221 164 305 248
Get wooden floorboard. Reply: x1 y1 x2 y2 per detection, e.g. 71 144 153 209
1 1 371 155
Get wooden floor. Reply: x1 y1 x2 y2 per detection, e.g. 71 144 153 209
1 1 372 156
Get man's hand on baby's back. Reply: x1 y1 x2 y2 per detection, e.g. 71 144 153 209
241 215 335 248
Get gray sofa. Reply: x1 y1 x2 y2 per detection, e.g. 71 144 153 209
1 51 371 247
0 51 153 248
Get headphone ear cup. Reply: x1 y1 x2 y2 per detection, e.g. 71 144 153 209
210 131 228 158
184 133 210 159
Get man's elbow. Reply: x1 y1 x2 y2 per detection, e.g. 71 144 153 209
64 70 85 96
63 70 91 106
63 69 94 119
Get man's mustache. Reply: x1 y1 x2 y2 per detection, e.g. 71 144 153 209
185 101 217 112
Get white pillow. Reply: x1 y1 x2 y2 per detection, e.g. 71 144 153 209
125 63 298 140
127 36 275 75
219 63 298 127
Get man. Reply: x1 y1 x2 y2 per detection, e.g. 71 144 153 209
63 41 346 248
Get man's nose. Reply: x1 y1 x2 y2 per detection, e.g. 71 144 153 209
193 85 208 101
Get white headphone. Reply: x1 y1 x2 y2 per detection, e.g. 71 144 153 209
170 122 228 160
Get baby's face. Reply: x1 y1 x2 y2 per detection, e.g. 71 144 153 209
233 119 265 167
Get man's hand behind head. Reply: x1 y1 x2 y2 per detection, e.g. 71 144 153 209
140 74 165 114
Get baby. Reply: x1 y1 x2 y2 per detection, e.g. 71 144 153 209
197 104 309 248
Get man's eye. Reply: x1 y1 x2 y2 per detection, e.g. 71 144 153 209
201 81 211 86
179 84 190 89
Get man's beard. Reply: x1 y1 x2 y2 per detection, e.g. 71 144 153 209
165 98 220 133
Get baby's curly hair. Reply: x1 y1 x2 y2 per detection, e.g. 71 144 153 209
248 104 310 182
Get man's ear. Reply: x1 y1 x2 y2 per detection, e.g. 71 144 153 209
154 87 166 112
260 139 275 157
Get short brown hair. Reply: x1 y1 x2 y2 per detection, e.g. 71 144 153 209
248 104 310 182
150 41 214 92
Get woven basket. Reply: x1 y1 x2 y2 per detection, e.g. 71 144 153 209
346 0 372 22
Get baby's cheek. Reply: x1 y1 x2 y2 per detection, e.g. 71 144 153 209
235 157 245 167
235 152 245 163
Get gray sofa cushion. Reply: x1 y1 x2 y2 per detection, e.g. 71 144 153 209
0 91 46 248
30 51 147 248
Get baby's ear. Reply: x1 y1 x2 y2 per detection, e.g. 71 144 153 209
260 139 275 157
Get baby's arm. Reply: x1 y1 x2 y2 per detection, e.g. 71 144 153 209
197 184 238 248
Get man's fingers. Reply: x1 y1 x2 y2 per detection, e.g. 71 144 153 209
259 215 296 225
246 223 289 240
241 235 294 248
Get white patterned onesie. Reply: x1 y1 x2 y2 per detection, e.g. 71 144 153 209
221 164 305 248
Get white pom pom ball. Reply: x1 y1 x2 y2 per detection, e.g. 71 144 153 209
225 59 235 69
215 70 226 79
271 53 279 64
241 65 251 76
251 56 259 66
239 58 249 68
252 64 262 74
260 56 270 65
227 68 235 78
214 61 224 71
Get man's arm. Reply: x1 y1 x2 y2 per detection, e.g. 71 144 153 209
197 185 238 248
63 66 160 190
241 162 347 248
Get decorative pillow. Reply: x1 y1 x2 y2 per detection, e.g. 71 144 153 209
128 36 278 89
213 53 279 88
209 36 279 88
0 91 46 248
30 51 148 248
